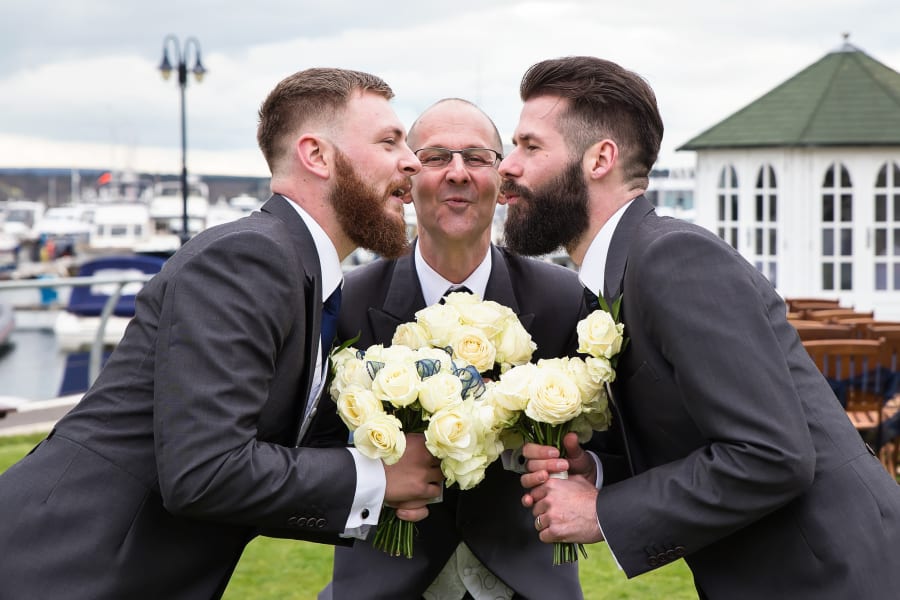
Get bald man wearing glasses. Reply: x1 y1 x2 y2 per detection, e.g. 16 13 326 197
318 99 586 599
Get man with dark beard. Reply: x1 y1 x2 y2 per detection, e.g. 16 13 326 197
0 68 444 600
505 56 900 600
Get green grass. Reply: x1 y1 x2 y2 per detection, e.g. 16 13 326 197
1 433 696 599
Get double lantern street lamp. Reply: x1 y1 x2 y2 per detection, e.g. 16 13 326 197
158 35 206 245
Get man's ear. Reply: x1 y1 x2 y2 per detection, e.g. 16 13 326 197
585 139 618 181
297 134 331 179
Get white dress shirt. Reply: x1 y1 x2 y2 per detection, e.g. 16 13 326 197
286 197 382 537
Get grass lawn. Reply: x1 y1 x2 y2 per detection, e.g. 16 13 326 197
1 433 696 599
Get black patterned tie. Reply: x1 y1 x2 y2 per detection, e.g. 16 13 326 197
320 285 342 357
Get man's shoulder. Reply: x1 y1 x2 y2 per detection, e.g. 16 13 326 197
497 247 580 286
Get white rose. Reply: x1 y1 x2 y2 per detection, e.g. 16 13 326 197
525 366 584 425
441 454 489 490
492 363 537 412
415 303 462 348
392 322 430 349
494 317 536 370
372 361 420 408
585 356 616 384
425 403 477 461
418 371 463 414
336 386 384 430
451 297 508 339
331 346 360 370
329 355 373 400
354 413 406 464
450 326 496 373
577 310 624 359
481 384 519 428
566 357 604 403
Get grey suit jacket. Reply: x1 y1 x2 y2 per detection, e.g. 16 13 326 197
323 244 586 600
0 195 359 600
594 196 900 599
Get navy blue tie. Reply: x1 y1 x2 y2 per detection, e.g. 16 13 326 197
583 287 601 312
320 285 342 357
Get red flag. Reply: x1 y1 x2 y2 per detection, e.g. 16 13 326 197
97 172 112 186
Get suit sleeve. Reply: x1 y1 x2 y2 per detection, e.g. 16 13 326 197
596 229 815 576
152 229 357 534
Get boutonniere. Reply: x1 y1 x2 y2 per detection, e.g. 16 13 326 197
577 293 627 370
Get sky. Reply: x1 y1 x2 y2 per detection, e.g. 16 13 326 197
1 0 898 178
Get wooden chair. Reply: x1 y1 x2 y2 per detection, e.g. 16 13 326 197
791 322 855 341
804 308 874 322
785 297 841 312
802 338 894 473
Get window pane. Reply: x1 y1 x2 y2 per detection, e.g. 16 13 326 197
875 229 887 256
876 163 888 188
755 229 763 254
894 162 900 187
840 228 852 255
876 194 887 221
718 168 726 188
769 229 777 255
895 263 900 290
876 263 887 290
769 196 777 221
769 262 777 287
755 195 763 221
823 263 834 290
718 195 725 221
840 263 852 290
731 195 738 220
840 194 853 221
755 168 764 188
822 194 834 221
823 229 834 256
824 165 835 187
730 166 738 188
894 194 900 221
717 226 725 240
840 165 851 188
730 227 738 249
768 166 777 188
894 229 900 256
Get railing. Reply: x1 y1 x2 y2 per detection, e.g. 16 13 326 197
0 273 154 386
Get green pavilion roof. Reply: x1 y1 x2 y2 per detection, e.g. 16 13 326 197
679 41 900 150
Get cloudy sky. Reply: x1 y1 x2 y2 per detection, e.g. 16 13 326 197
1 0 898 178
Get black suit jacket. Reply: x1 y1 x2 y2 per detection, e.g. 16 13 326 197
0 195 360 600
323 244 586 599
593 196 900 599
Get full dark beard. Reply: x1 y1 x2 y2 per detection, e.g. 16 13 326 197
501 160 590 256
330 151 410 259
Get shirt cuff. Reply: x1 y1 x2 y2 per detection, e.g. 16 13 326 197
341 448 384 539
586 450 604 489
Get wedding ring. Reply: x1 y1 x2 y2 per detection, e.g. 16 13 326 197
535 515 543 531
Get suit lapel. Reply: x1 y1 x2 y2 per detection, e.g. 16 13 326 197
484 245 534 331
604 195 654 303
259 195 324 445
369 246 426 340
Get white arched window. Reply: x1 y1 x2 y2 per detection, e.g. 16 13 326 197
874 161 900 290
716 165 739 249
821 163 853 291
752 164 778 285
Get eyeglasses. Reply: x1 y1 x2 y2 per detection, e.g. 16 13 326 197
414 147 502 168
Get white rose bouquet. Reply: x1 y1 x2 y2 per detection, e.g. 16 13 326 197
486 294 626 565
329 342 502 558
401 291 537 374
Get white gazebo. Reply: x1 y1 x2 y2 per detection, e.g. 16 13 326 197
680 37 900 318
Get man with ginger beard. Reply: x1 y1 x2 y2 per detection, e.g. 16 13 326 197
319 98 586 600
0 68 445 600
504 56 900 599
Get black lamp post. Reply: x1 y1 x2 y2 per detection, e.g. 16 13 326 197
158 35 206 245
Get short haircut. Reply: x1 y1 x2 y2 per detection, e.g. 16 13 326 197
520 56 663 188
257 67 393 172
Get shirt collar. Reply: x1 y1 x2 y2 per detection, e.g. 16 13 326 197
415 242 492 306
579 199 634 296
283 196 342 301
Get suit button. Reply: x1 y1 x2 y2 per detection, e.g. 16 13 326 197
315 518 327 528
648 556 658 567
361 508 369 519
665 549 678 561
675 545 686 557
287 517 297 526
296 517 308 527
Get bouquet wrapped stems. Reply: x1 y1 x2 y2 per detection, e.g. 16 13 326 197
520 419 587 565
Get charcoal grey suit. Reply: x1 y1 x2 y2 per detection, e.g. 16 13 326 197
322 243 586 600
593 195 900 599
0 195 360 599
